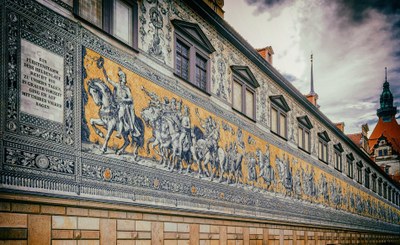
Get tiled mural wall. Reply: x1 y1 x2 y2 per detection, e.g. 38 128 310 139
0 0 399 240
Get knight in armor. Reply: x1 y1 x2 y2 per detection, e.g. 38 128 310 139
106 68 140 138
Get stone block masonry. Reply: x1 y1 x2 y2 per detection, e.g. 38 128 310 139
0 193 399 245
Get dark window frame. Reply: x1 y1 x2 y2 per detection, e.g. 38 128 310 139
231 75 256 121
298 125 311 153
297 116 312 154
356 161 363 184
174 33 211 94
378 178 382 196
270 95 290 140
334 151 342 172
318 140 328 164
364 167 370 189
333 143 343 172
317 131 330 164
73 0 139 51
383 182 387 199
270 105 288 139
347 154 354 179
371 173 377 192
175 38 191 81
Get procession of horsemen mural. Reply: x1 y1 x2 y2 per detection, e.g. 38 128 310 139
82 48 400 224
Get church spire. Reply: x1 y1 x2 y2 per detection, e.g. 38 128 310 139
377 67 397 121
305 54 319 107
385 67 387 83
310 54 315 95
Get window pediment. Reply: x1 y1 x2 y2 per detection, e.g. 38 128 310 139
317 131 330 142
372 172 377 178
365 167 371 173
347 153 354 161
231 66 260 88
334 143 344 152
172 19 215 54
297 115 313 129
356 160 363 167
270 95 290 112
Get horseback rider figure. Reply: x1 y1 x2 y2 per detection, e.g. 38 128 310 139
106 68 141 138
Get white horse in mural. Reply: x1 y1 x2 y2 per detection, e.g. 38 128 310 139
87 78 144 157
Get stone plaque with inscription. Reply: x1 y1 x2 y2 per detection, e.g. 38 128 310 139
20 39 64 123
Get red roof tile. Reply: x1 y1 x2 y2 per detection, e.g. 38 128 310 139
347 133 362 148
369 117 400 154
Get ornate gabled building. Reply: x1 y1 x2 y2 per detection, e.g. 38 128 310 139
369 68 400 183
0 0 399 244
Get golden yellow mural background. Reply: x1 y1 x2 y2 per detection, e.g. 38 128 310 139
82 48 399 224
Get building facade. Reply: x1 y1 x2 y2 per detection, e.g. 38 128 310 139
369 71 400 184
0 0 399 244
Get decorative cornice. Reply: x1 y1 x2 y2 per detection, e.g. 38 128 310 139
171 19 215 53
231 65 259 88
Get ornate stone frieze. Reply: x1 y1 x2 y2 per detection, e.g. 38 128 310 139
4 146 75 175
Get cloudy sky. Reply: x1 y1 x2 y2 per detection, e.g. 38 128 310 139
224 0 400 134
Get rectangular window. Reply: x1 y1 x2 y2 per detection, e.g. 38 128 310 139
195 55 207 91
318 141 322 159
318 140 328 163
298 127 303 148
334 151 342 171
279 114 287 138
78 0 103 28
347 159 354 178
270 107 287 139
233 80 242 112
271 108 278 133
383 184 387 199
270 96 290 139
364 170 370 189
372 177 376 192
304 131 310 152
357 167 362 184
173 20 213 94
176 40 190 81
74 0 137 49
298 126 311 153
113 0 133 45
245 89 254 119
378 180 382 196
232 78 256 120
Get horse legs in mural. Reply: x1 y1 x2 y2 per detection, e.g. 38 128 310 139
212 147 225 182
90 118 117 153
90 118 105 139
203 152 213 178
116 131 130 155
146 136 161 156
